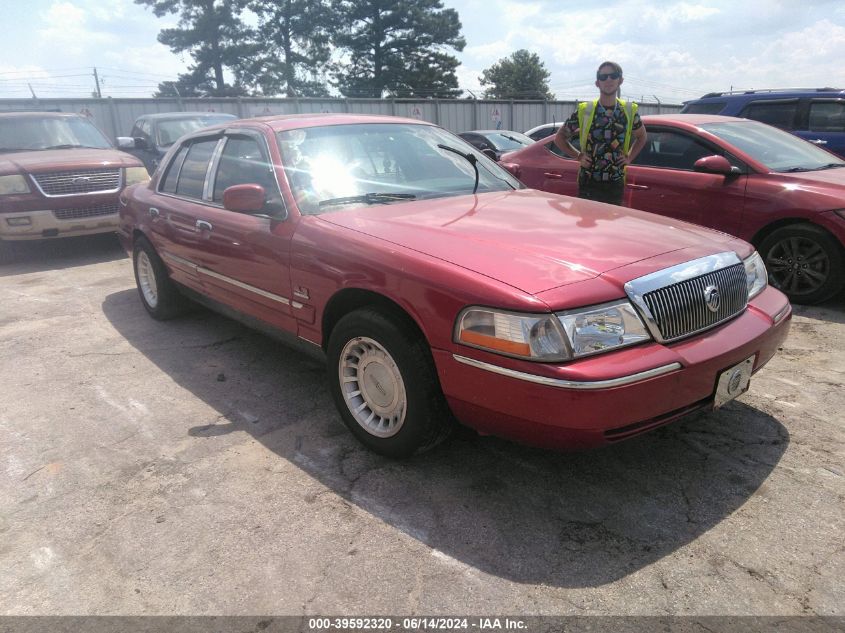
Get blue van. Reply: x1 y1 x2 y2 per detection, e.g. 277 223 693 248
680 88 845 158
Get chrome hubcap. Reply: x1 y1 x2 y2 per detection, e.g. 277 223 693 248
765 237 829 297
136 251 158 308
338 336 406 438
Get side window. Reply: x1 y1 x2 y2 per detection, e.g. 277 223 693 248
633 130 713 170
174 138 219 199
212 135 282 213
139 119 152 138
740 100 799 130
680 101 726 115
130 119 145 138
809 101 845 132
160 145 189 194
461 134 488 150
545 137 579 158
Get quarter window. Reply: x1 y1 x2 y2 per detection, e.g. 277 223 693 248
174 138 219 199
160 145 189 194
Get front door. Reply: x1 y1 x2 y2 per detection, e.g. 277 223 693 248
627 128 748 237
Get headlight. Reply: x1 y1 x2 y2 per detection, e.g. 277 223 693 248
557 300 651 358
455 308 570 361
0 174 30 195
744 251 768 300
124 167 150 186
455 300 651 362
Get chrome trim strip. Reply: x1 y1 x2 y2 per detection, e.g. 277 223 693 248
452 354 682 390
197 266 291 306
773 303 791 324
161 251 299 309
161 251 198 273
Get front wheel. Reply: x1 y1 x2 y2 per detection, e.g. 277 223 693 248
327 308 454 457
759 224 844 304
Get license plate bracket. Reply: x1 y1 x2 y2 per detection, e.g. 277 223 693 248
714 355 755 408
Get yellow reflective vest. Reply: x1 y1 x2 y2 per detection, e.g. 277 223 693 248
577 99 638 183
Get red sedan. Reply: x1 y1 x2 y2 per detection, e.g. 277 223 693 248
501 114 845 304
118 114 790 457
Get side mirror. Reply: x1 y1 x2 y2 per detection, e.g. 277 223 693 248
694 155 739 175
482 148 498 161
116 137 137 149
222 184 266 213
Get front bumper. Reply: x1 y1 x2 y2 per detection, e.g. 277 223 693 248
0 208 119 240
434 286 791 450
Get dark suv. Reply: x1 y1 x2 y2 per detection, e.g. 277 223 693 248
681 88 845 158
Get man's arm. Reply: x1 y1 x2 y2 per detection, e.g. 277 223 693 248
625 122 648 164
554 121 592 169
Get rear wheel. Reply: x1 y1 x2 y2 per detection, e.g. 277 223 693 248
760 224 844 304
132 236 188 319
327 308 454 457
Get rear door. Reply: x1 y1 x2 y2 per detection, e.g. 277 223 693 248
794 98 845 159
627 127 748 236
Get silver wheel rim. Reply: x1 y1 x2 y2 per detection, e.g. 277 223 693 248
338 336 407 438
136 251 159 308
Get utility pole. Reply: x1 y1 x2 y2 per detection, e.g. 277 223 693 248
93 67 102 98
28 83 37 99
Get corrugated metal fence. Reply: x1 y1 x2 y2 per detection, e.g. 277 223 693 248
0 97 682 141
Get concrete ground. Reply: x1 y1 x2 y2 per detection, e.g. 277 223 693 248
0 234 843 616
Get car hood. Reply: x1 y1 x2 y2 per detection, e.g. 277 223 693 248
0 148 142 173
774 166 845 188
319 189 742 294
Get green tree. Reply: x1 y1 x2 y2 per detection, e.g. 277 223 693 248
246 0 335 97
479 49 553 100
137 0 256 97
331 0 465 98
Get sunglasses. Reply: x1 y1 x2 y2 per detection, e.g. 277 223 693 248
597 72 621 81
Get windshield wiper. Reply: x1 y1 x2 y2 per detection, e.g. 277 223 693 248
782 166 812 172
817 162 845 170
318 192 417 208
500 134 526 144
438 143 480 194
0 147 31 153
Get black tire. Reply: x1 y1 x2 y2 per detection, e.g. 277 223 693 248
132 235 188 320
759 224 844 304
326 308 454 458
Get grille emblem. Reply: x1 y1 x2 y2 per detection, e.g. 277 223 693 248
72 176 91 185
704 285 721 312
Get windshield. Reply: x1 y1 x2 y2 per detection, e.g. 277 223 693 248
0 116 111 152
701 120 845 172
277 123 523 215
484 131 534 150
156 115 236 147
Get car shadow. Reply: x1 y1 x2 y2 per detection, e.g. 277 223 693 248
0 233 126 276
102 289 789 588
792 291 845 323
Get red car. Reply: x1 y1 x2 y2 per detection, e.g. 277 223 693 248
502 114 845 304
118 114 790 457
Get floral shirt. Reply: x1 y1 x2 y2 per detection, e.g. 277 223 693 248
563 101 643 184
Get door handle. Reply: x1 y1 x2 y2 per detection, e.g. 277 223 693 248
626 184 649 190
148 207 160 218
543 172 564 179
196 220 213 232
809 139 828 145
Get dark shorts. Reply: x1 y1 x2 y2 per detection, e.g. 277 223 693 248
578 179 625 206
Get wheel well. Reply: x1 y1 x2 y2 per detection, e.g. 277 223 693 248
750 219 836 250
321 289 425 351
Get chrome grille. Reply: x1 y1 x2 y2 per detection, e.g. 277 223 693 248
32 169 122 196
53 203 120 220
642 263 747 341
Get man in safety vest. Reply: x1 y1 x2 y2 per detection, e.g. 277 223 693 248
553 61 647 206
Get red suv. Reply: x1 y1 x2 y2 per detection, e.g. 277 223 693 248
0 112 148 254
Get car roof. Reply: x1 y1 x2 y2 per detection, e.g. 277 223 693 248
0 111 84 119
247 113 436 132
140 111 237 121
640 113 752 126
687 88 845 102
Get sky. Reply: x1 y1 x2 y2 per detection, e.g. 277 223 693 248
1 0 844 105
